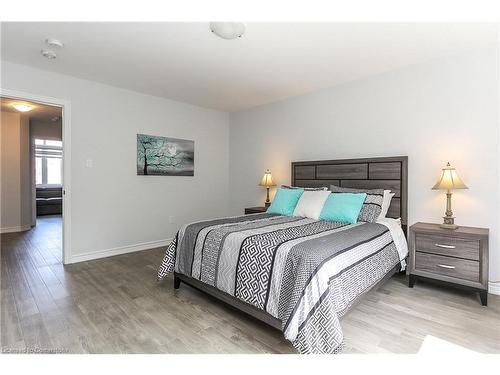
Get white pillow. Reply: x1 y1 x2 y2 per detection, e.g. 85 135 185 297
379 190 395 219
293 190 331 220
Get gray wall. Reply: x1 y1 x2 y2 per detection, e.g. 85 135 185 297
2 61 230 261
229 46 500 283
20 114 31 227
1 111 32 232
31 118 62 141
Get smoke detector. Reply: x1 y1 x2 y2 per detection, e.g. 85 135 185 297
45 38 64 48
41 49 57 59
41 38 63 60
209 22 246 40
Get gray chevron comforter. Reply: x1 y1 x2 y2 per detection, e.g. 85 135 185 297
157 213 405 354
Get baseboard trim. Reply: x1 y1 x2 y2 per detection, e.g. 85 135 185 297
0 224 31 234
489 282 500 296
69 238 172 264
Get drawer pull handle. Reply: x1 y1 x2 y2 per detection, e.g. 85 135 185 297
437 264 456 269
435 243 456 249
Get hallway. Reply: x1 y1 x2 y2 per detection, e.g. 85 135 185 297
10 215 62 263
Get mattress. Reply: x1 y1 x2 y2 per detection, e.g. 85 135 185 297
158 213 408 353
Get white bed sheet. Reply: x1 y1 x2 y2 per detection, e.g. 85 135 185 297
377 217 409 269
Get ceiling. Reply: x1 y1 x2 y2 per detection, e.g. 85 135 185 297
1 97 62 122
1 22 497 112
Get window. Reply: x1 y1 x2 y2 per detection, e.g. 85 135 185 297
35 139 62 186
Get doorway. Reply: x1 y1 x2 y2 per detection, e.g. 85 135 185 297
0 90 71 264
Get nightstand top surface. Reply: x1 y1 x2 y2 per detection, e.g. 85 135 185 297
411 222 488 236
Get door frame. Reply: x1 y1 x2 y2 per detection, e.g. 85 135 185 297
1 88 72 264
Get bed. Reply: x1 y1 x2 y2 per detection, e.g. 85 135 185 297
157 156 408 353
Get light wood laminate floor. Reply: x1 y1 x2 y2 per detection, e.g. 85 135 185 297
1 216 499 353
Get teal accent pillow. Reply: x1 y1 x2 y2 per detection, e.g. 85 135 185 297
319 193 367 224
267 187 304 216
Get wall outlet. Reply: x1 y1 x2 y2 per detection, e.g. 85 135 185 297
85 159 93 168
168 215 174 224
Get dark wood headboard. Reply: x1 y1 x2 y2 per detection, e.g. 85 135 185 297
291 156 408 233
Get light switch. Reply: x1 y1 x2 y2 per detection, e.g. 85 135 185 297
85 159 93 168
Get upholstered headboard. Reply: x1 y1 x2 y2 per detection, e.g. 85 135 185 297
291 156 408 234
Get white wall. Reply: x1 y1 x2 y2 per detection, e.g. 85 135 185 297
0 111 31 232
229 46 500 284
2 61 230 262
2 45 498 287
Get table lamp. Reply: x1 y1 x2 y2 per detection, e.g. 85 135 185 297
432 162 468 230
259 169 276 207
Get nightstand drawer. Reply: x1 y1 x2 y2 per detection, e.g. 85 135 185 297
415 252 479 282
415 233 479 261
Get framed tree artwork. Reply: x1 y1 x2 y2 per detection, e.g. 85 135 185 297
137 134 194 176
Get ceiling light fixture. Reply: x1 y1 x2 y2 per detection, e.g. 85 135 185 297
41 49 57 59
12 103 33 112
209 22 246 40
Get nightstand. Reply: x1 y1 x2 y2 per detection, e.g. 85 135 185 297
244 206 267 214
408 222 489 306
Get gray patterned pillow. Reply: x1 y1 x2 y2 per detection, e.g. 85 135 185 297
329 185 384 223
282 185 328 191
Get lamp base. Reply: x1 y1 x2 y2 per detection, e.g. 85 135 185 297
440 216 458 230
440 223 459 230
264 187 271 208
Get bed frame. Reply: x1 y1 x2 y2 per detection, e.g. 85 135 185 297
174 156 408 331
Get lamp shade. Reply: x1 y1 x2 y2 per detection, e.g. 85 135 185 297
259 169 276 187
432 162 468 190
